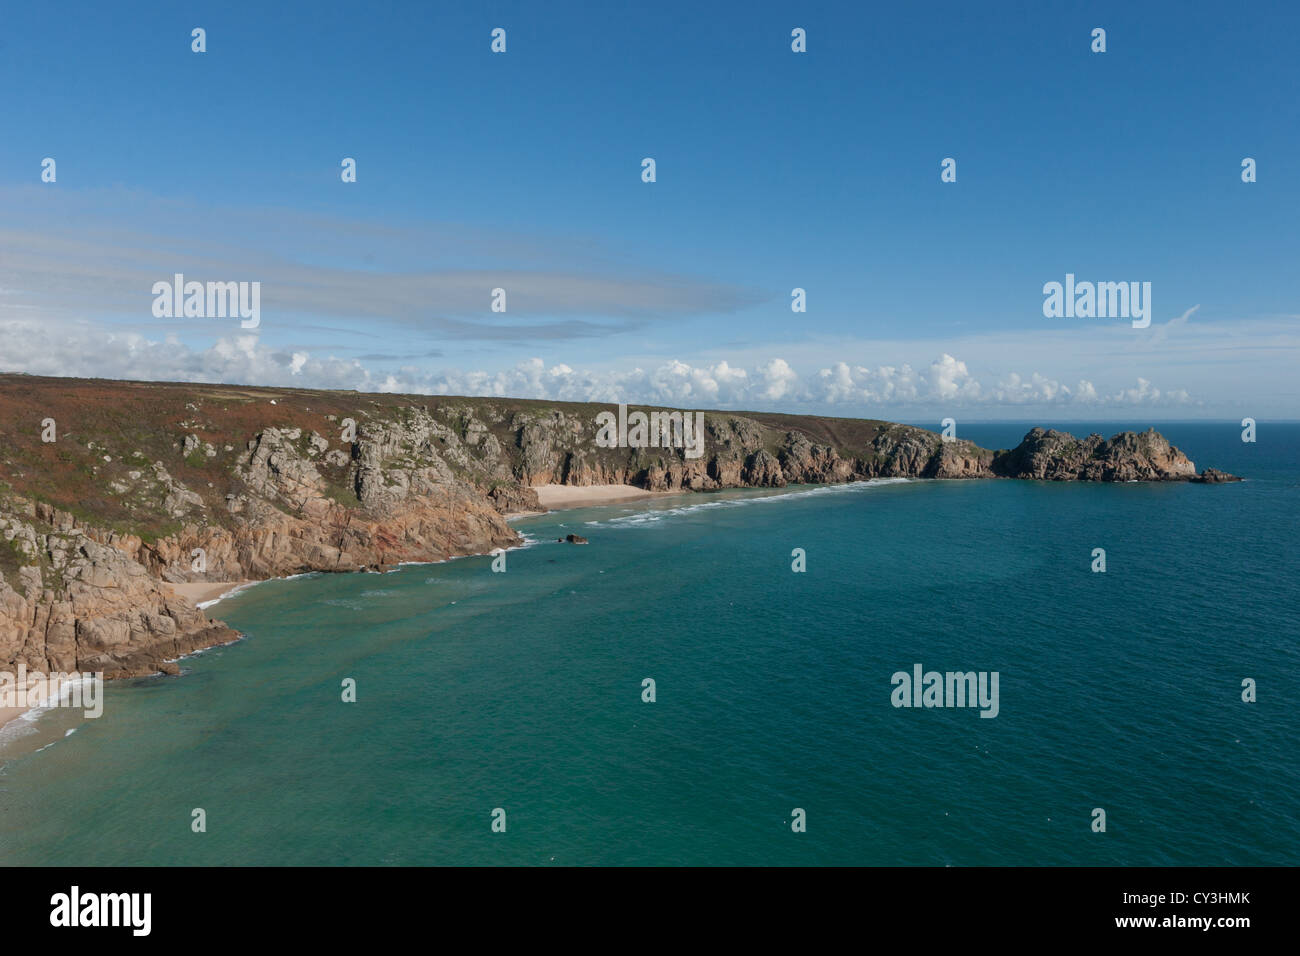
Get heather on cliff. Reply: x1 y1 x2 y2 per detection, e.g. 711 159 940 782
0 374 1236 678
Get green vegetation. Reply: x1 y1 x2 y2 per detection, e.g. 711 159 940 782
0 535 27 584
0 372 952 557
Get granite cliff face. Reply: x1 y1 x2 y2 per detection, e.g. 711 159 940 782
0 375 1237 678
0 499 237 679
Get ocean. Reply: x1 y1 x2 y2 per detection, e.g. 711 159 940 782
2 422 1297 865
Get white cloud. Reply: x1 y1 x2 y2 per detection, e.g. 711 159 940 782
0 318 1200 413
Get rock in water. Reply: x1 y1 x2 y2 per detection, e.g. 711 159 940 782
1193 468 1243 483
990 427 1236 482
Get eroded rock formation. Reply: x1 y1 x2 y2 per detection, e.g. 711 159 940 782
0 376 1237 678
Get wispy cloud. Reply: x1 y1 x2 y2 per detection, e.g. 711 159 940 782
0 187 765 343
4 188 1296 418
1146 304 1199 346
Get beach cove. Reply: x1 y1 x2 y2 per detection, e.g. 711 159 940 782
1 424 1296 866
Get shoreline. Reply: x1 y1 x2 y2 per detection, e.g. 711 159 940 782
164 580 256 608
0 675 99 738
0 702 30 734
1 581 254 735
1 481 834 737
4 485 665 732
529 482 675 511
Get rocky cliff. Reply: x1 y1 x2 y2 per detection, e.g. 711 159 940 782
0 375 1237 678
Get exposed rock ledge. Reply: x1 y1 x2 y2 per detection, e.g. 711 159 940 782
0 375 1238 679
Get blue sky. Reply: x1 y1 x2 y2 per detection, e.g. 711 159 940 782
1 0 1297 418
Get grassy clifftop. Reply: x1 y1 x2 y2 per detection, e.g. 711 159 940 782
0 374 909 542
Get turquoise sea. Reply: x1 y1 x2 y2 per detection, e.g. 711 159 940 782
2 422 1297 865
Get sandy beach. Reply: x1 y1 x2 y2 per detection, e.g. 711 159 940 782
1 676 91 734
164 581 253 607
531 483 673 511
2 676 55 733
0 702 29 733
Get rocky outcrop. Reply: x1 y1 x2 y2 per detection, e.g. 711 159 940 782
1193 468 1242 484
0 375 1238 681
0 498 238 678
1 406 523 677
989 427 1202 481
